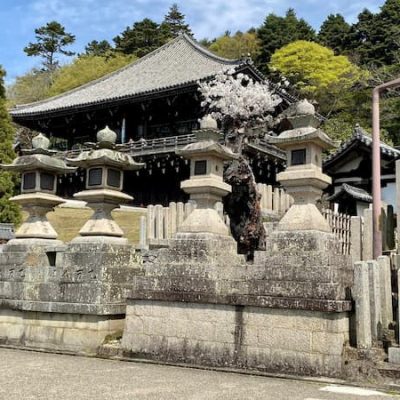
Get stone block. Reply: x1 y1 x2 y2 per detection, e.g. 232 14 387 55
270 328 312 353
312 331 345 356
388 347 400 364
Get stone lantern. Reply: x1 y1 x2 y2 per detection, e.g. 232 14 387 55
176 115 238 236
268 100 335 232
0 133 76 243
66 126 144 243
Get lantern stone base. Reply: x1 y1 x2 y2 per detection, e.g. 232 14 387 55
277 203 331 232
73 189 132 241
11 193 66 240
178 208 230 236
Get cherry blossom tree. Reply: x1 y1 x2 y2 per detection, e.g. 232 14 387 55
198 70 282 258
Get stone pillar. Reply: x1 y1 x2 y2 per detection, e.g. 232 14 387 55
147 205 155 240
177 202 184 230
350 216 362 263
368 260 382 340
354 261 372 349
139 216 147 248
389 267 400 363
169 202 177 237
378 255 393 329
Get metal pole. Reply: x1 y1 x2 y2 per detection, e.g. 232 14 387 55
372 77 400 258
372 88 382 258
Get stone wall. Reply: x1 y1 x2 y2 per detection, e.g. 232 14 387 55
122 300 349 377
0 241 144 352
0 309 124 353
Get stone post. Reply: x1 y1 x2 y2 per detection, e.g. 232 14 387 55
354 261 372 349
377 255 393 329
368 260 382 340
350 216 362 263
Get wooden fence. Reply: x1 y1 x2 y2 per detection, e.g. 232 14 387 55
256 183 293 215
140 201 229 247
322 209 351 255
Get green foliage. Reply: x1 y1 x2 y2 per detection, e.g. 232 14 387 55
318 14 351 54
209 31 261 59
350 1 400 66
48 53 136 96
257 9 316 69
114 18 166 57
84 40 113 56
270 41 365 115
7 69 51 106
24 21 75 72
161 3 192 38
0 68 21 225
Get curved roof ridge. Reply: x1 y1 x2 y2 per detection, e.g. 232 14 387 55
181 33 241 65
12 36 191 112
11 35 246 118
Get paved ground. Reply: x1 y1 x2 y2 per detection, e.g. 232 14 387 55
1 348 398 400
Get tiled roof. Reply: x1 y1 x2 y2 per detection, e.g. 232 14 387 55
11 35 244 118
327 183 372 203
324 125 400 168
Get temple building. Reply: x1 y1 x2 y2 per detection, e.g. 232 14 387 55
324 125 400 215
10 35 291 206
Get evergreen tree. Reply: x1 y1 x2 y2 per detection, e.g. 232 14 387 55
350 1 400 66
0 67 21 224
114 18 165 57
84 40 112 57
161 3 192 38
24 21 75 72
318 14 351 54
257 9 316 69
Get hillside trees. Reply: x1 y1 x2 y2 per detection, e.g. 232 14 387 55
209 31 261 59
0 67 21 224
48 53 135 96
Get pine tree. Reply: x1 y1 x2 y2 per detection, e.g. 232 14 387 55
84 40 112 57
0 67 21 224
114 18 165 57
257 9 316 69
24 21 75 73
318 14 351 54
161 3 192 38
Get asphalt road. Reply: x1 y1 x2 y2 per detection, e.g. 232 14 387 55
0 348 398 400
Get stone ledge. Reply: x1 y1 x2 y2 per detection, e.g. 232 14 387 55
126 291 352 312
0 299 126 315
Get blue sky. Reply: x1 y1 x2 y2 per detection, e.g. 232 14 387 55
0 0 385 84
